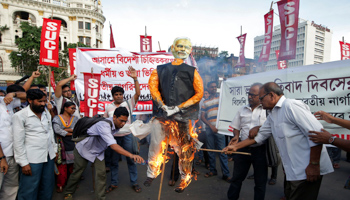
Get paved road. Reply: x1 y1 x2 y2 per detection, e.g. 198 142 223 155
53 144 350 200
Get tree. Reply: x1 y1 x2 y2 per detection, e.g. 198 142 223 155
219 51 228 59
9 22 71 85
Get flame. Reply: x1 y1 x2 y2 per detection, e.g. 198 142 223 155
149 119 200 190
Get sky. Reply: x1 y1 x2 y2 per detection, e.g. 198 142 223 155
101 0 350 61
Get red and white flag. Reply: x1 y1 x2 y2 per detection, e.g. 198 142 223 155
50 71 56 91
110 24 116 48
69 48 77 90
276 50 287 70
236 33 247 67
277 0 300 61
140 35 152 52
83 73 101 117
340 41 350 60
258 10 274 62
39 18 61 67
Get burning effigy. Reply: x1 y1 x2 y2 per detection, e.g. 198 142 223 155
144 37 204 193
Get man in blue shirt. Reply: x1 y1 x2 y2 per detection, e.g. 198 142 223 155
64 107 144 200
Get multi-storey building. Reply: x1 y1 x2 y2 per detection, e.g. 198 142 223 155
0 0 105 85
192 46 218 59
254 19 332 71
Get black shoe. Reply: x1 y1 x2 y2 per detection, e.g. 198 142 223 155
143 177 154 187
175 186 185 193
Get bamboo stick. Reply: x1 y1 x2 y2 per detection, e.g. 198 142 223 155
199 148 251 156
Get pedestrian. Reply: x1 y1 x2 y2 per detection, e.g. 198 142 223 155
13 89 58 200
64 107 144 200
0 85 27 200
227 83 268 200
52 102 79 193
103 66 142 193
224 82 333 200
202 81 230 182
54 75 80 118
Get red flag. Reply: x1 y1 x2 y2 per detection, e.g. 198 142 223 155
50 71 56 91
276 50 287 70
140 35 152 52
39 18 61 67
236 33 247 67
68 48 77 90
83 73 101 117
110 24 116 48
277 0 300 61
340 41 350 60
258 10 274 62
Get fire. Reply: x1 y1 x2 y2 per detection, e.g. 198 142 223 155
149 119 201 190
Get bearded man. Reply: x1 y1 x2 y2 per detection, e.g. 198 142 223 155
144 37 204 193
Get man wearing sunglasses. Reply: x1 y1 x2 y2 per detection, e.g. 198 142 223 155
224 82 333 200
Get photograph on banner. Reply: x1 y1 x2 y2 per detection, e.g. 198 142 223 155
217 59 350 142
75 47 176 115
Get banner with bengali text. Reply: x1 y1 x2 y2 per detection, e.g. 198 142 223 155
75 47 175 115
340 41 350 60
217 59 350 141
277 0 300 61
258 10 274 62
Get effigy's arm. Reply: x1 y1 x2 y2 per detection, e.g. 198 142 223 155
148 69 164 108
178 70 204 109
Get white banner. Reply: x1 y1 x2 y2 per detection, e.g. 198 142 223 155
75 47 175 114
217 59 350 141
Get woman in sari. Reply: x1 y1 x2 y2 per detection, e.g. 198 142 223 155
52 102 79 193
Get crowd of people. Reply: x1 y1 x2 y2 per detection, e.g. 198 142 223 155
0 37 350 200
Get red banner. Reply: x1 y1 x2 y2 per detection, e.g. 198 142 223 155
110 24 116 48
140 35 152 52
276 50 287 70
83 73 101 117
258 10 274 62
340 41 350 60
236 33 247 67
277 0 300 61
39 18 61 67
69 48 77 90
50 71 56 91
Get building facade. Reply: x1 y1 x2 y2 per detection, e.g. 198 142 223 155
0 0 105 85
254 19 332 71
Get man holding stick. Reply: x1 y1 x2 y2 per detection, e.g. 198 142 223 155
227 83 268 200
223 82 333 200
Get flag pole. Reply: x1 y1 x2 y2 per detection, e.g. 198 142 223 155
47 8 54 101
158 41 161 51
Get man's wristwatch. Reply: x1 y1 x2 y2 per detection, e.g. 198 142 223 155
328 136 336 144
0 156 6 161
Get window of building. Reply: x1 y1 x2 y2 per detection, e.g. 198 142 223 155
86 37 91 46
77 3 83 8
85 22 91 30
85 5 91 9
96 40 99 48
95 25 99 33
79 36 84 44
78 21 84 29
0 33 2 43
0 57 3 72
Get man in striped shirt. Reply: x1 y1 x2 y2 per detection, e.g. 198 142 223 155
201 81 230 182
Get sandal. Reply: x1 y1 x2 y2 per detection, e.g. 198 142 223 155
204 172 217 178
143 177 154 187
268 178 276 185
192 169 200 175
333 163 340 169
132 184 142 193
64 194 73 200
105 185 118 194
222 175 231 183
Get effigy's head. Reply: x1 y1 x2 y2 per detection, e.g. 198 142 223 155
171 37 192 59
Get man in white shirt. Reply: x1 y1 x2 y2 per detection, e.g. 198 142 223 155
224 82 333 200
0 85 27 200
54 74 80 118
13 89 58 200
103 66 141 193
227 83 268 200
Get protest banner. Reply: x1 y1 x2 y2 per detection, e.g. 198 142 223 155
217 59 350 141
75 47 176 115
